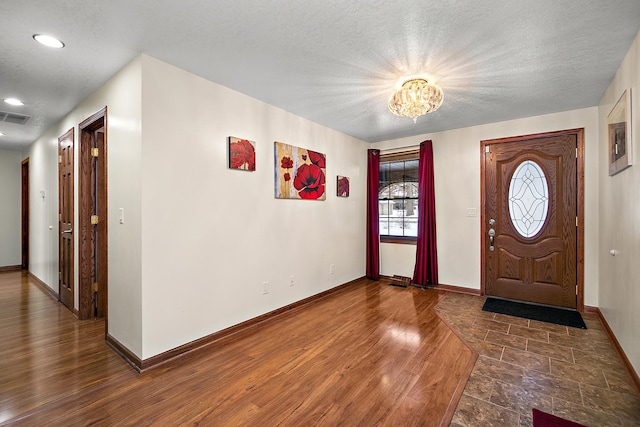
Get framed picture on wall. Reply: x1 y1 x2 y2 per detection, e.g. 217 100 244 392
608 89 632 176
274 141 326 200
337 176 350 197
228 137 256 171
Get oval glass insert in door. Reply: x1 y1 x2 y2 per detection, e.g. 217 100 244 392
508 160 549 238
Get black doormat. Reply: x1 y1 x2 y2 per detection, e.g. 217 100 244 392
482 298 587 329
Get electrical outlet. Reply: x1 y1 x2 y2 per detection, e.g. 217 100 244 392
289 275 294 287
262 281 269 294
330 264 335 274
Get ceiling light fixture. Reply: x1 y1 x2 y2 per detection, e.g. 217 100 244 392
0 132 5 136
33 34 65 48
4 98 24 106
388 78 443 123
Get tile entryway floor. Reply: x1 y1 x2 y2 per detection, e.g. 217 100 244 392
435 293 640 426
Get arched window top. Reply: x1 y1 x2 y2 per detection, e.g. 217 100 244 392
379 182 418 199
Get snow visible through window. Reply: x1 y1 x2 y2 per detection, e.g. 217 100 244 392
379 159 419 237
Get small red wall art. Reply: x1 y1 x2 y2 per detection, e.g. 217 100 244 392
228 136 256 171
337 175 350 197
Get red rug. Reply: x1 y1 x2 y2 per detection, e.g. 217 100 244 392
532 409 586 427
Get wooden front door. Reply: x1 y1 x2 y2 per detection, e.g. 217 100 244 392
58 128 74 312
482 130 581 309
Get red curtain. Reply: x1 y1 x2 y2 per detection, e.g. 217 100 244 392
366 149 380 279
412 140 438 286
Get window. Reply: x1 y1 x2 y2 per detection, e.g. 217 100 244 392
508 160 549 238
379 151 419 242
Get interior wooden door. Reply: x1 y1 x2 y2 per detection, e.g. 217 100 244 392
21 158 29 270
79 108 107 320
58 128 74 312
483 132 578 309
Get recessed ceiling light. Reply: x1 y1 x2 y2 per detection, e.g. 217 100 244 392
0 132 5 136
33 34 65 48
4 98 24 106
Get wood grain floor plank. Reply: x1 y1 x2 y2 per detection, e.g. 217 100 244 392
0 271 475 426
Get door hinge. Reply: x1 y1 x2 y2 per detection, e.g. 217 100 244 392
59 272 62 280
92 282 98 293
59 213 62 222
576 216 578 227
576 148 578 158
576 285 578 295
91 147 99 158
485 145 491 153
58 155 62 164
91 215 99 225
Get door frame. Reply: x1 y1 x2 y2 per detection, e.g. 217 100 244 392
480 128 585 311
78 107 108 321
21 157 29 270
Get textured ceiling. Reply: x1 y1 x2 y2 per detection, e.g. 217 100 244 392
1 1 639 151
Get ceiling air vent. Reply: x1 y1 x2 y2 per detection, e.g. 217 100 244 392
0 111 31 125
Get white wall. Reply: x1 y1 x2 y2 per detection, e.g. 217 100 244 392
139 55 367 358
22 53 366 361
93 57 144 357
372 107 600 308
0 149 23 267
24 57 144 356
380 243 416 279
598 30 640 374
25 129 59 285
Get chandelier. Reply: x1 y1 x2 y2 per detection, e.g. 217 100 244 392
388 78 444 123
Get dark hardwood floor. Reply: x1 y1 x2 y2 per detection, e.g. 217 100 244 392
0 271 133 424
0 271 475 426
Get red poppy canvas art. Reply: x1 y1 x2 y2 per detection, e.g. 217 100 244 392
274 141 326 200
229 137 256 171
337 175 350 197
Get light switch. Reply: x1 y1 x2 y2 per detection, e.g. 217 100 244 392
466 208 477 217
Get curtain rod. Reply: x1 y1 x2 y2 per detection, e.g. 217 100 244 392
378 144 420 152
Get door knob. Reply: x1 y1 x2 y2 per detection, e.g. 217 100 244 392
62 229 73 234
